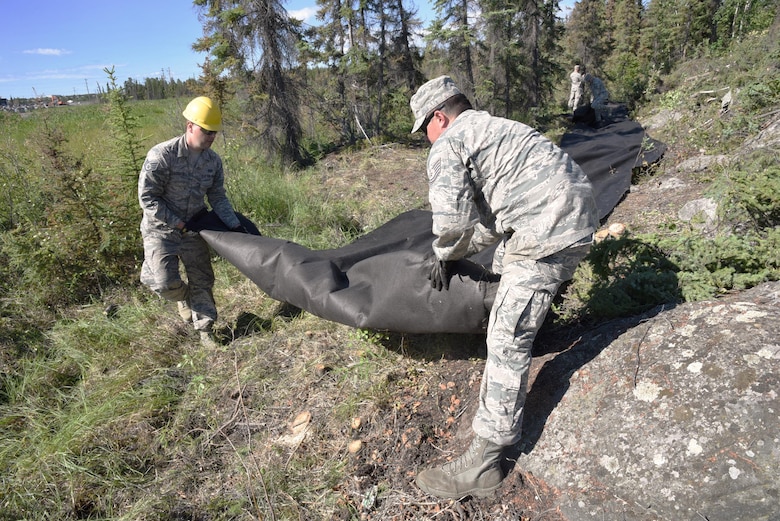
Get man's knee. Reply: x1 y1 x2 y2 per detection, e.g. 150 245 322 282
144 277 189 302
162 280 189 301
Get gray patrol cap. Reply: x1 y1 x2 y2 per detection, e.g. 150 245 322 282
410 75 462 133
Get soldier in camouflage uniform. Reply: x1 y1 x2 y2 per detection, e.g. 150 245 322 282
410 76 598 498
138 96 246 346
568 64 584 112
584 73 609 125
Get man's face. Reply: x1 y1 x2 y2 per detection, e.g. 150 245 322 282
187 122 218 151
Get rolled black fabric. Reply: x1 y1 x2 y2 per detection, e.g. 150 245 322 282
201 209 498 333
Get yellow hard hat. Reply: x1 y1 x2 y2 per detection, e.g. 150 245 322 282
182 96 223 131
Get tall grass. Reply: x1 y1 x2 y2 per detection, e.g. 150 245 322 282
0 298 188 518
0 94 418 520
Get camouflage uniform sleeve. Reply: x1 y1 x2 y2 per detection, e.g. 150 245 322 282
138 144 180 229
468 223 504 256
205 154 241 230
427 142 480 261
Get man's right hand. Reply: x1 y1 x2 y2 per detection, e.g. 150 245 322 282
428 258 453 291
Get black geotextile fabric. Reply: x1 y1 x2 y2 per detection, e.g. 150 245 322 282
198 109 666 334
565 104 666 219
200 210 498 333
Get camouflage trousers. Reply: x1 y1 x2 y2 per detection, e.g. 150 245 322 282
568 85 583 111
591 96 608 122
472 236 592 446
140 230 216 332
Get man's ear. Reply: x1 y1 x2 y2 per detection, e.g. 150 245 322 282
435 110 450 129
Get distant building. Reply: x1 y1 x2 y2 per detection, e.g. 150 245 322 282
0 98 7 107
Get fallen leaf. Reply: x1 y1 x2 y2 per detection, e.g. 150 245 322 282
290 411 311 435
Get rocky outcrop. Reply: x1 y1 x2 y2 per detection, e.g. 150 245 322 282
745 116 780 150
519 281 780 521
676 154 728 173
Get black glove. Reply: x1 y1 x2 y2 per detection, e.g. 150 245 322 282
428 258 454 291
183 208 211 232
230 224 249 234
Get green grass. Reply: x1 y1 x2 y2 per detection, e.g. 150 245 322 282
0 298 189 518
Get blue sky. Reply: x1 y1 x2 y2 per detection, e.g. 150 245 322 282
0 0 571 100
1 0 218 99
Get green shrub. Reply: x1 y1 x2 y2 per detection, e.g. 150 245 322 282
558 152 779 321
558 236 682 322
0 118 138 308
713 154 780 230
657 229 780 301
741 79 780 111
652 152 780 300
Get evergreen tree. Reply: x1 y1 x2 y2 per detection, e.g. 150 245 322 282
426 0 478 101
679 0 721 58
300 0 423 141
193 0 308 166
563 0 611 74
715 0 778 43
370 0 425 136
533 0 565 110
639 0 715 74
480 0 562 117
480 0 518 115
389 0 425 92
604 0 644 104
303 0 370 144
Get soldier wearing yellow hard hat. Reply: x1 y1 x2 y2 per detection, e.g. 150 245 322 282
138 96 246 347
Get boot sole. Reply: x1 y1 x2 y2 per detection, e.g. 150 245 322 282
415 476 502 499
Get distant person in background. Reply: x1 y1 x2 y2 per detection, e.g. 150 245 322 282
409 76 598 499
138 96 247 347
568 64 584 113
584 73 609 126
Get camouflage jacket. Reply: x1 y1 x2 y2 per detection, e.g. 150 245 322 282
570 71 583 89
138 134 240 236
427 110 598 262
589 77 609 104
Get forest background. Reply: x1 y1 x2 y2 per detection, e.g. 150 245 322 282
6 0 775 166
0 0 779 519
143 0 780 166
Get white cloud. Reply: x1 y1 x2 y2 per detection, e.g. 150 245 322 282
23 48 71 56
287 7 317 24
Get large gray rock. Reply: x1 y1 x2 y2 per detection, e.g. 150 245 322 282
745 117 780 150
676 154 728 173
520 281 780 521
